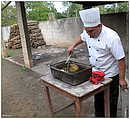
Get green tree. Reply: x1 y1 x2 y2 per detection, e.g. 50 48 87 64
25 1 52 21
1 1 17 26
98 2 128 14
45 1 67 19
116 2 128 13
62 2 82 17
44 1 57 13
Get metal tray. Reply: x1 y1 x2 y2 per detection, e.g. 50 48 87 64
50 60 92 86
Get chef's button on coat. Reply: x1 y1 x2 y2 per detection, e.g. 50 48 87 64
89 55 91 57
98 39 100 42
89 46 91 48
96 59 98 61
92 65 96 68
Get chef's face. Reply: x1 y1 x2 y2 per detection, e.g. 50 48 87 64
85 24 102 38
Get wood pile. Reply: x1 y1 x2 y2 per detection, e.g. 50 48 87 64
5 22 46 49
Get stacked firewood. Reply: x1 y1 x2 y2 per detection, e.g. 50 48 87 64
5 22 46 49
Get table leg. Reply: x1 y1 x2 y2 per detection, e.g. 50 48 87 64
74 98 81 117
104 86 110 117
43 86 54 116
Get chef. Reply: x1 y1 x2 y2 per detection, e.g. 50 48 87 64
67 8 127 117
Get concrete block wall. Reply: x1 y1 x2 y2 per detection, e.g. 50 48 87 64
101 13 128 53
2 13 128 52
38 17 83 47
1 26 10 42
38 12 128 52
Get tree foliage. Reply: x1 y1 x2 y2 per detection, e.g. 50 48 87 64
98 2 128 14
1 1 128 26
1 1 17 26
62 2 82 17
25 1 56 21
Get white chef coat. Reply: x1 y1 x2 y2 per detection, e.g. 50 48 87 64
80 25 125 78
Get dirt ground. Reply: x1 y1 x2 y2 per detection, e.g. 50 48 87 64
2 59 96 118
1 45 129 118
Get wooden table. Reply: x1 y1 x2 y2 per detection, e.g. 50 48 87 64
40 73 112 117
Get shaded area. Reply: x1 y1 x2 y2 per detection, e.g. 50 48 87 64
5 44 89 66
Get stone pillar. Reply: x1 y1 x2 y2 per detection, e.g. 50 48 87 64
15 2 33 68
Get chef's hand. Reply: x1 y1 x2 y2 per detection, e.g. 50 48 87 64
119 79 128 89
67 45 74 56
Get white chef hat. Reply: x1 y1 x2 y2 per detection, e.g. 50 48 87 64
79 8 101 27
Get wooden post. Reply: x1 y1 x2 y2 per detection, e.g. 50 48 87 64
44 86 54 117
75 98 82 117
15 2 33 68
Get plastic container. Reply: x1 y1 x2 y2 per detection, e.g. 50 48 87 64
50 60 92 86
